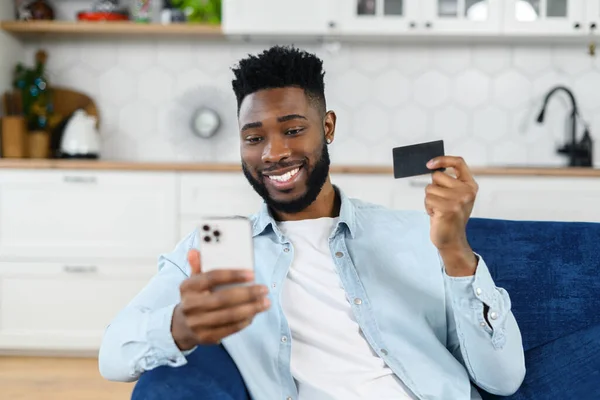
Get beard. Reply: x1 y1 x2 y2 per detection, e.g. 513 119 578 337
242 139 331 215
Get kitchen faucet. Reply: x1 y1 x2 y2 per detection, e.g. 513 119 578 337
536 85 593 167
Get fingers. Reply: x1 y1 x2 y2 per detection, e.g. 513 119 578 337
192 319 254 345
187 249 201 275
427 156 475 184
188 297 270 329
426 181 476 203
181 269 255 292
431 171 462 189
181 284 268 313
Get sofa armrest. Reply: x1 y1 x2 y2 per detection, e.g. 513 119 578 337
480 322 600 400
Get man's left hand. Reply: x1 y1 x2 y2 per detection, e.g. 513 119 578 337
425 156 479 276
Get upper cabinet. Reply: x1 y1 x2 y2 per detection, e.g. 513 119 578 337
330 0 503 35
586 0 600 30
222 0 599 38
222 0 334 35
419 0 503 34
502 0 586 35
332 0 420 35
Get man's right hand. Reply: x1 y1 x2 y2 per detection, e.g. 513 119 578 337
171 249 270 350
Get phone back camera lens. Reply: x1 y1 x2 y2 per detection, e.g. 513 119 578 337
213 230 220 237
203 236 211 242
202 225 210 231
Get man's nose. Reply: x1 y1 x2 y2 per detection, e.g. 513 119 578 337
261 136 291 163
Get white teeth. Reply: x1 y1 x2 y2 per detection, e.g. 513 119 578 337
268 168 300 183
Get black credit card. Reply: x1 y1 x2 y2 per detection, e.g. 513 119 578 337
392 140 445 179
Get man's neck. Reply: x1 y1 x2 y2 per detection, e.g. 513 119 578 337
275 179 340 222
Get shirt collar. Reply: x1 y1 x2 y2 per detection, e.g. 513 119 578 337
251 185 357 242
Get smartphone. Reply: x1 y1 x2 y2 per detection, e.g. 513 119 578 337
196 216 255 282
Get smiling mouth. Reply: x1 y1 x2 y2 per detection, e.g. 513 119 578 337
262 165 304 190
266 167 301 183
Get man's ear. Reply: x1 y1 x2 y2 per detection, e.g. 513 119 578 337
324 110 337 144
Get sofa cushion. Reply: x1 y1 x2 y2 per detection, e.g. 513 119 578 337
480 322 600 400
131 344 250 400
466 218 600 351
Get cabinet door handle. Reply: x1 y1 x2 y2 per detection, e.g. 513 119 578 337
63 175 97 184
63 265 98 274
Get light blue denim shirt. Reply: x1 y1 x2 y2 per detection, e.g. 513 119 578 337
99 188 526 400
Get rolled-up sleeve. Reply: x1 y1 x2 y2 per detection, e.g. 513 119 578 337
443 253 526 396
98 230 199 382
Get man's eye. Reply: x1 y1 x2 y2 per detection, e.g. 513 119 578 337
286 128 303 135
245 136 262 144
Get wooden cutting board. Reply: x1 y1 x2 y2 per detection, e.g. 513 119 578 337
50 86 100 128
6 86 99 128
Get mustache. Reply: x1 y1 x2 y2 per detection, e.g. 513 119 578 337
260 160 305 174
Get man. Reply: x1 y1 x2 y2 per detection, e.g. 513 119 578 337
99 45 525 399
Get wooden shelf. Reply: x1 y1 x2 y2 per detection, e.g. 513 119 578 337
0 159 599 177
0 20 223 37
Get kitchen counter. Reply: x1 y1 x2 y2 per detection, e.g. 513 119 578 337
0 159 599 177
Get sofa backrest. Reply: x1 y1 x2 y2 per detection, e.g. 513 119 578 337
466 217 600 351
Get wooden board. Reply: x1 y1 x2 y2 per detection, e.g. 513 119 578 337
50 86 99 128
0 159 598 177
0 20 223 37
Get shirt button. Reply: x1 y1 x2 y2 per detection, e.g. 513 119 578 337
286 397 293 400
335 251 344 258
381 349 388 356
475 288 482 295
353 298 362 305
281 336 288 343
283 247 290 252
480 322 487 327
490 311 498 320
272 283 277 288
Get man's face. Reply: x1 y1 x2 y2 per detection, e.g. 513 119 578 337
239 87 334 214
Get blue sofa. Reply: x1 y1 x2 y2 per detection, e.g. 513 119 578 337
131 218 600 400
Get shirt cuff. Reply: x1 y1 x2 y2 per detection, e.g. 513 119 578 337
443 252 509 348
146 304 197 368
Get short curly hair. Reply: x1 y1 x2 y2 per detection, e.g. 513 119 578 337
231 45 326 115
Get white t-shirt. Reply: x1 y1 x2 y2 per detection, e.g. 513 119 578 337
278 217 416 400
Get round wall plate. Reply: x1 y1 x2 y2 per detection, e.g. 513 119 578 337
191 107 221 138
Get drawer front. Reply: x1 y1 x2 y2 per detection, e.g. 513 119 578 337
0 261 156 351
475 176 600 222
0 170 178 260
180 172 263 217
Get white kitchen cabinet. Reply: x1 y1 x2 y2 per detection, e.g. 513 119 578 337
0 170 178 262
0 261 155 352
222 0 596 38
1 167 598 356
419 0 503 34
502 0 586 35
330 173 396 206
331 0 422 35
391 174 487 217
474 176 600 222
331 0 504 36
222 0 334 35
179 172 263 218
390 173 600 223
586 0 600 29
391 175 430 211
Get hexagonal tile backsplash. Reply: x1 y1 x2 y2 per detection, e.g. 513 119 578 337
23 38 600 167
